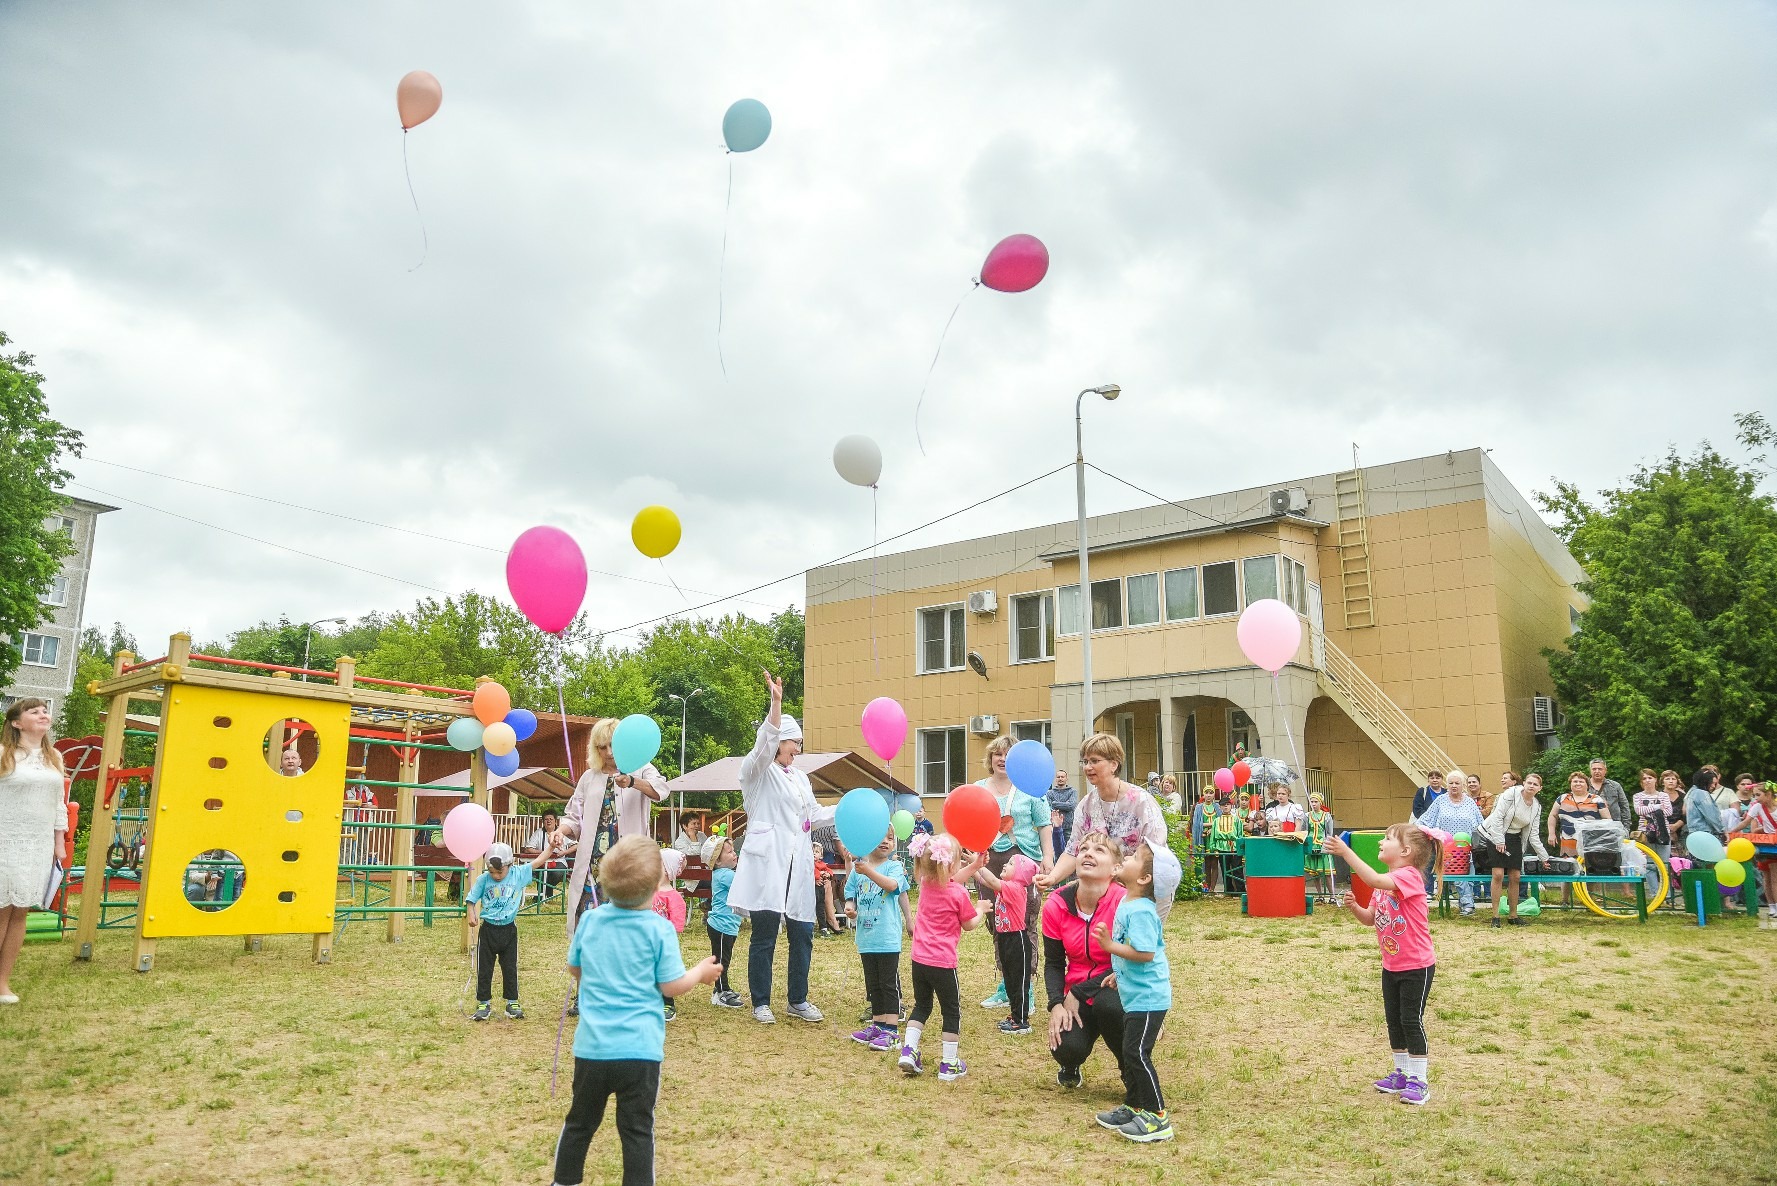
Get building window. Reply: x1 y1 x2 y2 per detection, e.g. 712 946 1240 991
919 726 967 794
44 574 70 608
1242 556 1280 606
21 633 60 667
1057 579 1123 634
1058 585 1080 635
1228 708 1258 755
47 515 75 537
1279 557 1307 614
1164 567 1199 621
1126 573 1160 627
1115 713 1136 777
917 604 965 673
1202 562 1239 617
1010 592 1055 662
1012 720 1052 749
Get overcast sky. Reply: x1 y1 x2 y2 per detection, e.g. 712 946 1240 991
4 2 1774 653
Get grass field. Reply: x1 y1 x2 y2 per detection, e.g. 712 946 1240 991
4 899 1775 1186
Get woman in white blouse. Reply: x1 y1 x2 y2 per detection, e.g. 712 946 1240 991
0 699 67 1004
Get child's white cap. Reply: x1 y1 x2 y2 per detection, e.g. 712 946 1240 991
486 842 514 866
700 836 726 864
659 848 686 880
1151 845 1181 905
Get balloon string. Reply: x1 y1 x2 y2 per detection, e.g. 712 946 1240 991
871 484 880 676
1270 671 1306 794
914 280 980 456
659 559 687 602
717 154 733 379
403 130 428 273
554 634 575 783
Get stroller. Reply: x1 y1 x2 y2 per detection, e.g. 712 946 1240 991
1575 820 1627 875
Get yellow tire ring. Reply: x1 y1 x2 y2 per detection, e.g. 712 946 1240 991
1574 840 1669 919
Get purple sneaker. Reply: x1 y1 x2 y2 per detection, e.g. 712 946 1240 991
851 1024 882 1046
937 1057 968 1083
867 1028 897 1053
897 1045 922 1076
1374 1069 1408 1094
1398 1076 1430 1105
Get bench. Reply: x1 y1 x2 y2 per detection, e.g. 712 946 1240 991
1435 872 1650 922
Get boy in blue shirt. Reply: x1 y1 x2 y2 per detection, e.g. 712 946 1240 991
466 838 559 1021
844 832 912 1051
555 835 723 1186
1091 840 1174 1144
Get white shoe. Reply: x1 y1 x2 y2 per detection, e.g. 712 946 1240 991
787 1000 824 1023
752 1005 776 1024
0 992 17 1005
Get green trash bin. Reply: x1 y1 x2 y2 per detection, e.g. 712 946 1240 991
1242 836 1306 878
1678 869 1723 920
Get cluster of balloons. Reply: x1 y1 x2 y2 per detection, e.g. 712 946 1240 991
446 682 538 778
1686 833 1756 891
1212 760 1253 794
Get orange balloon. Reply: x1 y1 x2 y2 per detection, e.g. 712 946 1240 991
472 682 511 726
397 70 443 130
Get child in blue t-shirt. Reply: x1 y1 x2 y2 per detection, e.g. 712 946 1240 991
1091 840 1174 1144
701 835 744 1009
465 838 559 1021
555 836 723 1186
844 831 911 1052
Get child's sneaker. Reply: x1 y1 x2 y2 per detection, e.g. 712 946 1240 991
1398 1076 1430 1105
753 1005 776 1024
867 1028 897 1053
997 1018 1032 1035
471 1002 492 1022
980 984 1009 1009
1056 1064 1083 1089
897 1046 923 1076
786 1001 824 1023
851 1024 883 1046
937 1058 967 1082
1118 1110 1174 1143
1373 1069 1408 1093
505 1002 525 1020
1096 1105 1136 1130
664 1002 677 1022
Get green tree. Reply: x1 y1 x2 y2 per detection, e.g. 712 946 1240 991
0 332 83 687
1537 436 1777 777
359 592 560 703
203 613 390 673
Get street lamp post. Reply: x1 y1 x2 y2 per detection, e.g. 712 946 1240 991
667 688 704 837
1075 384 1121 749
300 617 348 682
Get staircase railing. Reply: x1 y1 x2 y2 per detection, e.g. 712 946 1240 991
1316 636 1454 784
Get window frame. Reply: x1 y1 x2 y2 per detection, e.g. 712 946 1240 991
44 574 70 608
917 725 968 794
915 602 967 675
1242 555 1281 607
1201 561 1240 618
20 632 60 667
1163 566 1200 622
1125 572 1160 628
1089 577 1123 631
1009 591 1056 663
1010 720 1053 750
1056 577 1124 635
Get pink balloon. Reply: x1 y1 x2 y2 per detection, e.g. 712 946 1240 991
1213 767 1236 794
860 697 908 764
1236 598 1303 673
441 802 496 863
506 526 587 634
979 234 1050 293
397 70 443 130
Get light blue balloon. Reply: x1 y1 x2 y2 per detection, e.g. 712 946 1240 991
486 748 521 778
611 713 663 775
723 98 771 153
1686 832 1726 864
1006 739 1057 798
836 787 892 858
446 717 486 753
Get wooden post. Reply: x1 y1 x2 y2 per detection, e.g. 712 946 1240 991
463 679 494 954
74 649 134 961
389 715 417 944
132 632 189 973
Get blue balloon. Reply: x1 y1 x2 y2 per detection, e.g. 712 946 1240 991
504 708 538 743
1687 832 1726 864
446 717 486 753
1005 739 1056 797
723 98 772 153
835 787 892 858
485 748 521 777
611 713 663 775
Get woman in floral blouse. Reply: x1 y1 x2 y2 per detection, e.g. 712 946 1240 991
1038 733 1166 890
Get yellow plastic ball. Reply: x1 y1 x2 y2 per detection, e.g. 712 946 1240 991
631 506 682 560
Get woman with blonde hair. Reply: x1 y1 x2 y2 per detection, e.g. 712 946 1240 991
559 716 668 937
0 699 67 1004
1038 733 1166 892
1417 768 1484 917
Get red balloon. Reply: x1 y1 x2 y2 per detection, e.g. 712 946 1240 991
1232 760 1252 788
943 783 1001 852
979 234 1049 293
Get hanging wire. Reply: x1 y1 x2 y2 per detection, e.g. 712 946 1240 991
716 154 733 379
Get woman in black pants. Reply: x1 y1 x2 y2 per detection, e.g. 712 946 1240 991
1041 834 1130 1087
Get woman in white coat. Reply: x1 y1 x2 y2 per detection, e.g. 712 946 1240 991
731 670 833 1025
558 717 668 935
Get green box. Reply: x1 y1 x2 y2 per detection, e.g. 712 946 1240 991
1241 836 1306 878
1348 831 1388 874
1678 869 1723 919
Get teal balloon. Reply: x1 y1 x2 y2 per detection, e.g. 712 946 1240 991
447 717 486 752
1686 833 1726 864
723 98 771 153
611 714 662 775
836 787 891 858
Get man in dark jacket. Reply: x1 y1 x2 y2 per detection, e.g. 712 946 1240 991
1048 770 1078 855
1589 759 1630 829
1412 770 1445 819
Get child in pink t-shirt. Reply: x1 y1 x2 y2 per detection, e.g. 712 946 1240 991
653 848 688 1020
1323 822 1439 1106
898 833 988 1083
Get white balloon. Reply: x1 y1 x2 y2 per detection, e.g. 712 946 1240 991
833 434 883 487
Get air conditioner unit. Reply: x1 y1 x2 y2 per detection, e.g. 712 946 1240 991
966 590 997 614
1268 488 1309 516
1532 695 1558 735
968 714 999 735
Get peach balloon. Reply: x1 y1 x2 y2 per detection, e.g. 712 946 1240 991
473 682 512 726
397 70 443 130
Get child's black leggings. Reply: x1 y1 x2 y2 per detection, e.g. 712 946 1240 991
1381 964 1435 1057
1121 1009 1168 1113
860 951 901 1019
909 959 961 1035
554 1057 659 1186
475 921 518 1003
993 928 1031 1025
707 925 736 996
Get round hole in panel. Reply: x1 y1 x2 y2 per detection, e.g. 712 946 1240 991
281 850 300 862
285 809 304 823
208 757 227 770
203 798 224 812
264 719 320 777
182 850 246 913
213 716 232 728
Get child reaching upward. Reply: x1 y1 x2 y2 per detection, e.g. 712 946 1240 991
653 849 689 1020
845 831 911 1052
465 838 561 1021
975 853 1040 1036
898 833 988 1082
1089 840 1174 1143
1322 823 1438 1106
701 836 744 1008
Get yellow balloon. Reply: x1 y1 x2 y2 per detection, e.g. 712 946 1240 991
481 721 517 757
1725 837 1755 863
631 505 681 559
1714 858 1746 888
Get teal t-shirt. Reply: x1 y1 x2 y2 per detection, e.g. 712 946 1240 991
1111 897 1171 1013
844 858 909 954
706 867 741 937
466 863 533 925
567 904 687 1061
991 789 1050 859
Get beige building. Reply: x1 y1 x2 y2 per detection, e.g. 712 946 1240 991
803 449 1584 829
4 497 117 720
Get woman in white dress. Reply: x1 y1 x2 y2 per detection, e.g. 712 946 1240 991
558 717 668 935
0 698 67 1004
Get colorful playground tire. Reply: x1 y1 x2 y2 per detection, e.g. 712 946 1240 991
1574 840 1668 919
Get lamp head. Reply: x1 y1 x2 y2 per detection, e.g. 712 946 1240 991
1091 384 1120 400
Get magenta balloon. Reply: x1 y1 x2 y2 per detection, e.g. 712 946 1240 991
505 526 587 634
1213 767 1236 793
441 802 496 862
979 233 1050 293
860 697 909 764
1236 597 1302 673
